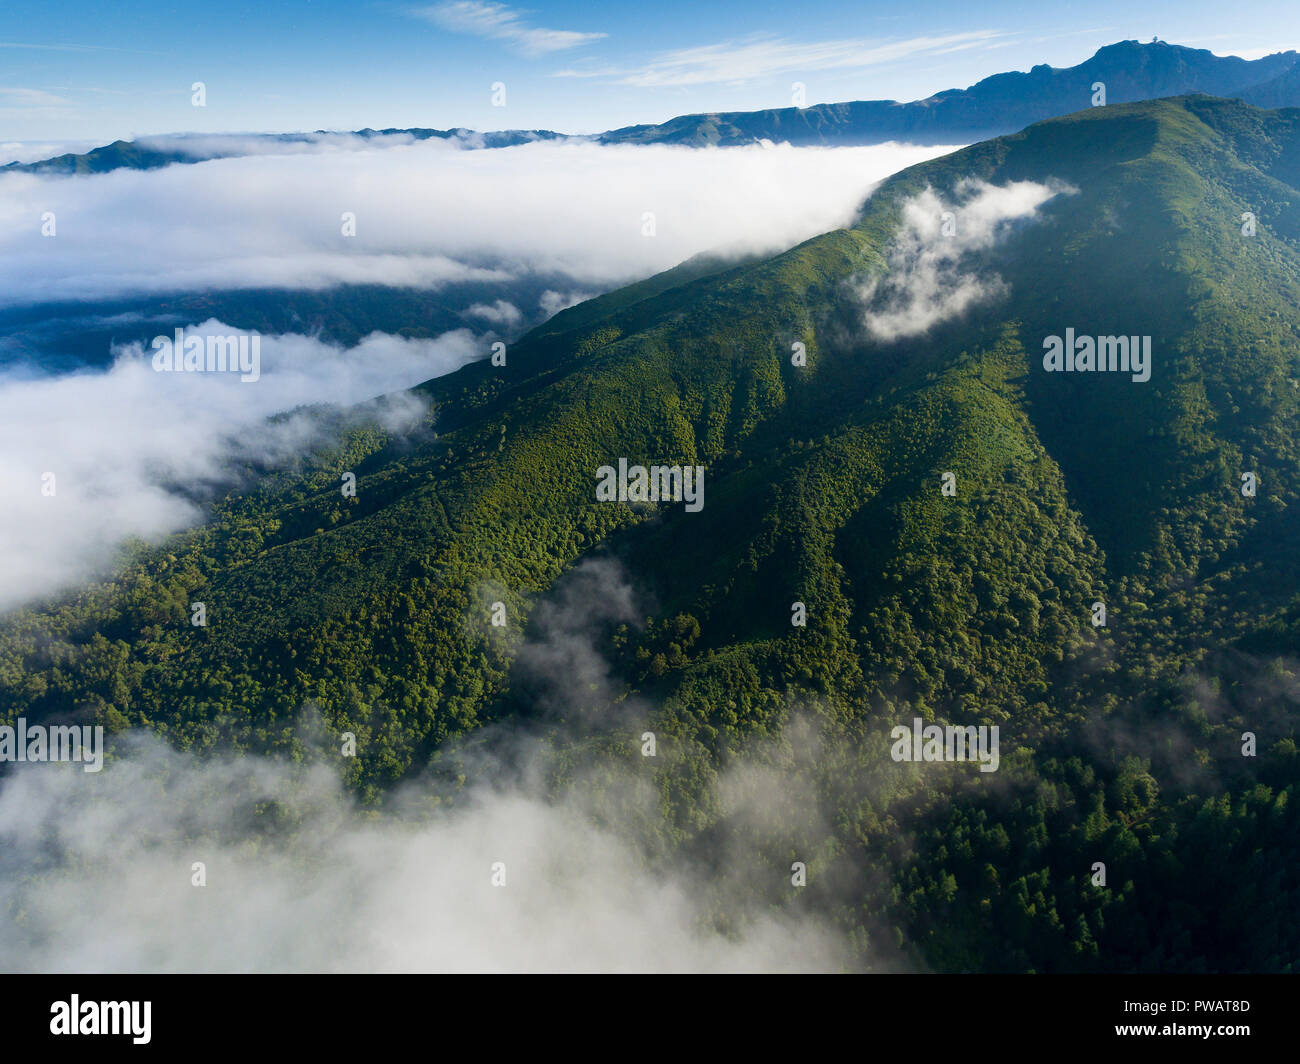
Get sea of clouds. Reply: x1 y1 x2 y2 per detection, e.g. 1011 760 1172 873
0 137 958 306
0 559 873 973
0 137 960 612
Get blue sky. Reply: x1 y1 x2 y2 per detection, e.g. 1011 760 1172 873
2 0 1298 142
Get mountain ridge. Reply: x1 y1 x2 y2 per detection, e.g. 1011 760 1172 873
8 40 1300 173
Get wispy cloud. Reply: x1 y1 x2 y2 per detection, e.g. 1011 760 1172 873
851 178 1073 341
0 323 465 610
0 41 165 56
0 87 74 120
1024 26 1116 46
0 602 856 972
466 299 523 326
554 30 1010 88
0 555 893 973
0 87 72 107
411 2 606 56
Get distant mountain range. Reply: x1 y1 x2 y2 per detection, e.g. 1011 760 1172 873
599 39 1300 146
8 40 1300 175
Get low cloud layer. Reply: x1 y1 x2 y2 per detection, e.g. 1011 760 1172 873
852 178 1073 340
0 323 481 611
0 734 848 972
0 138 959 308
0 560 854 973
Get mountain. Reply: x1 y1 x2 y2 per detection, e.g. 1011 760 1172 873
9 41 1300 173
601 39 1300 146
1241 61 1300 109
3 95 1299 972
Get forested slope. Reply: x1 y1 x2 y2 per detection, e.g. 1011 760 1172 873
3 96 1299 971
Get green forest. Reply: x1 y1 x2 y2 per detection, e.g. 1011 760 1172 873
2 95 1298 971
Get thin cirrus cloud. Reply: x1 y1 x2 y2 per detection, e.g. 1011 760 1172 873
0 87 70 105
553 30 1012 87
411 1 607 56
0 87 73 115
0 41 163 54
0 580 857 974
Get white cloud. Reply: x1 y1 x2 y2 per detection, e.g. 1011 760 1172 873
539 289 591 319
0 87 71 106
852 178 1073 341
465 298 523 325
0 87 74 120
554 30 1009 87
137 131 426 158
412 2 606 56
0 560 856 973
0 324 482 611
0 742 840 972
0 138 960 308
